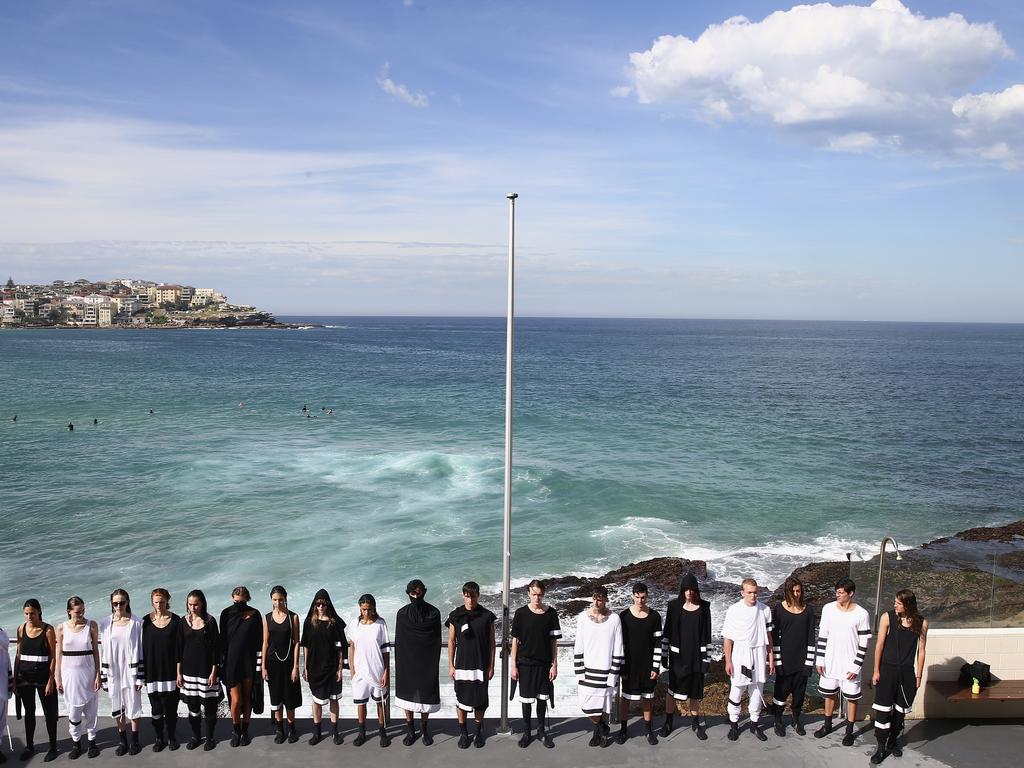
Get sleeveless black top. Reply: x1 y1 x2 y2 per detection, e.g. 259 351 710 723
265 611 296 662
881 609 918 668
18 624 53 685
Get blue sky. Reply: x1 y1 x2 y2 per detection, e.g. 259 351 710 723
1 0 1022 320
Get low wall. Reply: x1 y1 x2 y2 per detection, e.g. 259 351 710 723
916 627 1024 719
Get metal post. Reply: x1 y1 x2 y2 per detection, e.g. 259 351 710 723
498 192 517 734
873 537 902 633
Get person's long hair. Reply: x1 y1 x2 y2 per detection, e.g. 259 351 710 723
783 576 805 609
110 588 131 616
185 589 210 622
894 589 924 635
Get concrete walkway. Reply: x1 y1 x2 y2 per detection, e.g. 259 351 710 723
8 716 1022 768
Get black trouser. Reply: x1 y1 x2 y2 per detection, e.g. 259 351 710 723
148 690 181 742
772 672 809 713
18 684 59 749
873 664 916 744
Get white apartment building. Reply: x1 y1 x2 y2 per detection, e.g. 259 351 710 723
97 303 113 327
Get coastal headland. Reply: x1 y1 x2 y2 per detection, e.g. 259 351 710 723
0 275 308 329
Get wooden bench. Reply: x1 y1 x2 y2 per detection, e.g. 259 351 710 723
931 679 1024 702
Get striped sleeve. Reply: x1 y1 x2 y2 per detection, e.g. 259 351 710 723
815 607 830 667
805 609 816 672
771 608 783 670
851 611 871 675
548 610 562 640
652 626 663 674
573 626 584 679
610 618 624 687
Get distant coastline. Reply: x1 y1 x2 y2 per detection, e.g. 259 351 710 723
1 275 296 329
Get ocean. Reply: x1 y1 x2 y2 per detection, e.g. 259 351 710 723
1 318 1022 632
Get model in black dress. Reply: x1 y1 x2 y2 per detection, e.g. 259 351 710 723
262 586 301 744
177 590 219 751
661 573 712 739
142 589 181 752
15 600 59 762
219 586 262 748
301 589 348 746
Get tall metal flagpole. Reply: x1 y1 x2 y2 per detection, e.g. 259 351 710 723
499 192 517 734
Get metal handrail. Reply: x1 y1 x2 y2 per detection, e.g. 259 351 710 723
873 536 903 633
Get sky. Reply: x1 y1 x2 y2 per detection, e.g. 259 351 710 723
1 0 1022 321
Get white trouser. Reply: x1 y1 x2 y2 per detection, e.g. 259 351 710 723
68 699 99 741
727 682 764 723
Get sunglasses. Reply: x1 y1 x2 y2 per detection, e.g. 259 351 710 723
111 601 126 607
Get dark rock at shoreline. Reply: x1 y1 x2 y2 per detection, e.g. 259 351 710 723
487 519 1024 636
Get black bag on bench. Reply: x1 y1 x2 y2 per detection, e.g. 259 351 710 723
958 660 992 689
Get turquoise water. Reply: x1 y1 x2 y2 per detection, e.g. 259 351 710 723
1 318 1022 629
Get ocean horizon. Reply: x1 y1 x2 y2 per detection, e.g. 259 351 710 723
2 317 1022 633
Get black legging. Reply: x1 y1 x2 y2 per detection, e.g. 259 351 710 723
148 690 181 742
18 684 59 749
185 697 218 741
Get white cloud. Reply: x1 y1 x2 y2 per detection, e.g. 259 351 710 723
950 84 1024 169
624 0 1023 167
376 63 429 108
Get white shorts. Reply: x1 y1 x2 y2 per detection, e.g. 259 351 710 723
351 677 387 706
818 675 862 701
110 685 143 719
578 687 613 716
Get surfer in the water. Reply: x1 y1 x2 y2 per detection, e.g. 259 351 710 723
67 422 74 431
93 419 98 426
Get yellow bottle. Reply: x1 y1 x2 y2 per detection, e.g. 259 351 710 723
972 677 981 695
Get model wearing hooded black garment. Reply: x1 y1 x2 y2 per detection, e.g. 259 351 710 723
661 574 712 740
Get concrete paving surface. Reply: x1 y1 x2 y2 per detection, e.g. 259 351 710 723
3 716 1022 768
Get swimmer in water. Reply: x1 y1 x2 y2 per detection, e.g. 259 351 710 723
93 419 98 425
149 409 155 415
67 422 74 431
302 404 308 413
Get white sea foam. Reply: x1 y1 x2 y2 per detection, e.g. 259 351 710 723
589 517 879 590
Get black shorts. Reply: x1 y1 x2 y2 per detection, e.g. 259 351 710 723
516 662 553 704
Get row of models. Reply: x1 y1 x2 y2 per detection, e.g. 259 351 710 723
0 575 926 765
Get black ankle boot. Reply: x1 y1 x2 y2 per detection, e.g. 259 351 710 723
660 713 674 737
727 722 739 741
86 740 99 759
128 731 140 755
230 723 241 748
871 737 887 764
814 716 833 738
203 718 217 751
841 720 856 747
274 721 286 744
290 722 300 744
403 721 416 746
309 722 323 746
116 732 129 757
793 709 805 736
